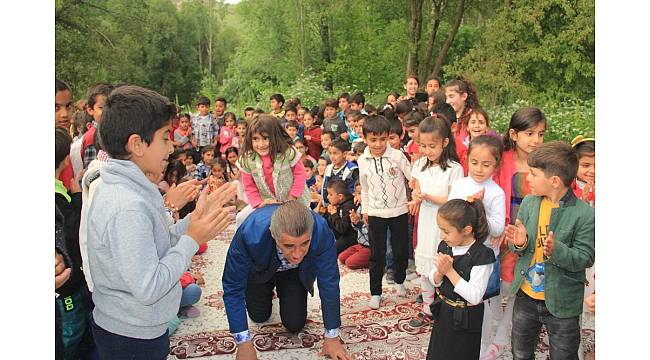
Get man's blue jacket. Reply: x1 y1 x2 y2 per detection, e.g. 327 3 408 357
222 204 341 333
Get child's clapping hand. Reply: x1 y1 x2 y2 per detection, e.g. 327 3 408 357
349 209 360 225
435 253 454 276
505 219 527 247
327 204 337 215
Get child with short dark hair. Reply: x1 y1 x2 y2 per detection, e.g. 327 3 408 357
322 98 348 140
244 107 255 122
350 92 367 114
388 119 405 152
285 120 300 142
317 157 329 177
195 145 215 183
321 139 358 206
269 93 285 118
323 180 358 254
320 131 335 161
86 85 235 359
359 115 412 309
338 182 371 269
82 83 114 169
303 111 322 159
191 96 219 150
505 141 595 360
232 119 247 149
303 157 317 188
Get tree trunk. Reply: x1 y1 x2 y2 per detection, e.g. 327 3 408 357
430 0 465 79
320 15 333 91
406 0 424 77
298 0 306 72
207 0 213 75
419 0 445 81
198 36 203 73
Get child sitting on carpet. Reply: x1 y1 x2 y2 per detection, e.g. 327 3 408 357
338 182 370 269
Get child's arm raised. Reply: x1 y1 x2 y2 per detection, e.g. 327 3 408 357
544 210 595 272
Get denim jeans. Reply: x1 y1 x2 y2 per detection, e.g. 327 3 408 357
90 316 170 360
511 290 580 360
180 283 202 308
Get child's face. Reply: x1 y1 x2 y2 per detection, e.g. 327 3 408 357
305 166 314 179
297 108 306 121
404 78 419 97
236 123 247 137
55 89 73 129
286 126 298 139
388 132 401 150
350 102 363 111
366 132 389 157
509 122 545 155
354 119 365 137
214 101 226 117
197 104 210 116
270 99 282 112
339 98 349 112
244 110 254 120
347 117 358 129
426 79 440 94
225 117 235 127
321 134 332 149
526 166 557 197
419 132 448 163
346 151 357 162
437 214 471 247
327 188 343 206
354 184 361 197
252 132 270 156
202 150 215 164
88 95 107 124
324 106 337 119
468 144 498 183
317 160 328 176
468 113 488 139
285 111 297 122
387 95 397 107
328 146 346 167
445 87 467 114
294 141 307 155
227 151 239 165
183 156 194 166
405 126 419 143
177 153 187 163
577 155 595 184
303 114 314 128
212 163 223 176
428 96 435 108
179 118 190 130
134 126 174 177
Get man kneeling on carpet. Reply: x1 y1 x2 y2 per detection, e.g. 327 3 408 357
223 200 352 360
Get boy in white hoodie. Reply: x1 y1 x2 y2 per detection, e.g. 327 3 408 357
86 85 236 359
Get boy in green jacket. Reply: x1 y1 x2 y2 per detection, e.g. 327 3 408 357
505 141 595 360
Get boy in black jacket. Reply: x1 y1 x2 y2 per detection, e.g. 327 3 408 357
323 180 357 254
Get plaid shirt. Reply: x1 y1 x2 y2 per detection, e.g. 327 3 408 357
195 161 211 181
192 114 219 148
83 144 97 169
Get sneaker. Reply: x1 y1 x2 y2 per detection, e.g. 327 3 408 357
368 295 381 309
415 294 423 303
395 283 407 296
406 259 416 273
480 343 505 360
408 312 433 327
385 269 395 284
179 305 201 318
405 272 419 281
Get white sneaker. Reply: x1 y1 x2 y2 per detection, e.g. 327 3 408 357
395 283 407 297
368 295 381 309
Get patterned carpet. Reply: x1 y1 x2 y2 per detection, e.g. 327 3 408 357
167 223 595 359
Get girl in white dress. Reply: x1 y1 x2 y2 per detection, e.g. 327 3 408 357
409 115 463 325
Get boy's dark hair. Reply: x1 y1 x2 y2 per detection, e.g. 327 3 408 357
439 199 490 243
395 100 415 116
214 96 227 105
324 98 338 110
364 104 376 115
56 79 71 94
321 131 335 140
301 106 310 113
346 110 362 122
352 141 367 155
185 149 198 163
318 156 331 164
254 108 265 114
389 119 403 137
418 115 459 171
200 145 215 154
327 179 351 198
240 114 295 166
468 135 504 166
574 139 595 158
196 95 211 106
404 110 424 128
285 120 299 130
270 93 285 107
338 92 351 102
302 157 315 169
244 106 255 113
55 127 72 168
528 141 578 187
99 85 176 160
351 92 365 106
504 107 547 151
330 138 351 153
180 113 191 120
430 90 446 107
287 97 301 107
285 105 298 115
362 114 390 137
431 102 457 125
379 105 396 122
87 83 114 110
73 111 93 135
236 118 248 127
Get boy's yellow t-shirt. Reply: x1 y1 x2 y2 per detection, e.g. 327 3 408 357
521 197 559 300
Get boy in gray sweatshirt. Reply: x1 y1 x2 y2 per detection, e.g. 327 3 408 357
86 85 235 359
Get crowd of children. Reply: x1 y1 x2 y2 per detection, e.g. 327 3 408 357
54 74 595 360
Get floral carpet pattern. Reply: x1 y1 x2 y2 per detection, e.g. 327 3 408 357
168 224 595 359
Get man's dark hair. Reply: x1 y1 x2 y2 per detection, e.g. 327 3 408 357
196 96 210 106
55 127 72 168
98 85 176 160
329 138 351 153
270 93 285 107
363 115 390 137
86 83 114 110
55 79 71 94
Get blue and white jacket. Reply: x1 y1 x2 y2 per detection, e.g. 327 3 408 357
320 161 359 205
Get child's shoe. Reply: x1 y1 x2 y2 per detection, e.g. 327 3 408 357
395 283 407 297
385 269 395 284
408 312 433 328
368 295 381 309
179 305 201 318
479 343 505 360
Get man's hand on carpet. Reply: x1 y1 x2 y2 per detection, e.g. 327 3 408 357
319 337 352 360
235 341 258 360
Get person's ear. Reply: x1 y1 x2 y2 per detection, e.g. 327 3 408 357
551 175 563 188
509 129 518 142
126 134 145 158
463 225 473 235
